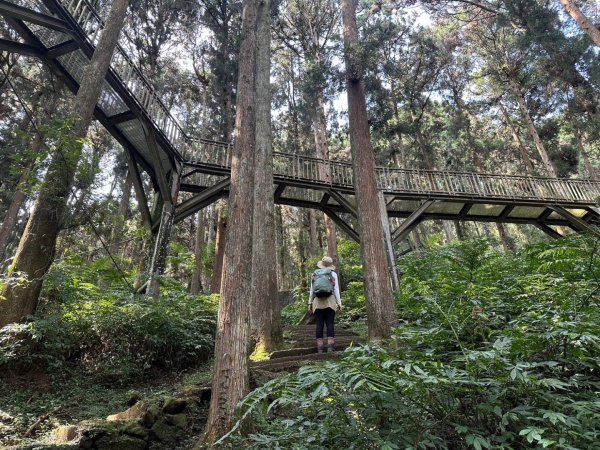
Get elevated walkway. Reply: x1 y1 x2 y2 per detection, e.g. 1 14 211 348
1 0 599 241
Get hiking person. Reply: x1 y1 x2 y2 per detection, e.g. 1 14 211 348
308 256 342 353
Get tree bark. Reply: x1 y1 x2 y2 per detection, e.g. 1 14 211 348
559 0 600 48
211 207 227 293
341 0 397 340
0 0 130 327
200 0 260 444
308 210 319 257
250 0 282 353
109 169 133 255
190 210 205 294
507 76 558 178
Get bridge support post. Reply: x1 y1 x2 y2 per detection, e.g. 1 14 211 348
147 166 182 297
378 192 399 291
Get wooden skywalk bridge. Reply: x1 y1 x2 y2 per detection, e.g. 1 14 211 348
2 0 600 242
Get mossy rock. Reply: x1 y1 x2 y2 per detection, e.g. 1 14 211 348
121 420 150 440
141 404 161 428
165 413 187 429
150 418 178 442
162 397 187 414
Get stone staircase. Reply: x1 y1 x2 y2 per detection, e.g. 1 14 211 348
249 325 362 384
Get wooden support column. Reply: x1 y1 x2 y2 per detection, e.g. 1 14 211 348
392 200 434 246
378 191 399 291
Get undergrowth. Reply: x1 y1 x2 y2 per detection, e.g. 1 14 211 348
222 235 600 449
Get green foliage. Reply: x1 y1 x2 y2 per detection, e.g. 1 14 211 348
0 259 217 384
222 236 600 449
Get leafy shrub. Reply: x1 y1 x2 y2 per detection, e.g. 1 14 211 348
222 236 600 449
0 259 217 384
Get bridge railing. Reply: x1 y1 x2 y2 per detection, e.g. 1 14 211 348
58 0 187 155
47 0 600 205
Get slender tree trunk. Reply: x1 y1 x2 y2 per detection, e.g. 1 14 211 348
313 94 338 264
498 101 535 174
496 222 515 252
275 206 288 290
109 170 133 255
200 0 260 444
211 208 227 293
0 0 130 327
454 220 465 240
250 0 282 352
308 210 319 257
190 210 205 294
559 0 600 48
507 76 558 177
575 130 597 180
341 0 397 340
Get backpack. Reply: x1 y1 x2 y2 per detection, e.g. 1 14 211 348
312 268 334 298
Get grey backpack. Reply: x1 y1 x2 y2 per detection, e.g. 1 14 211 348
312 268 334 298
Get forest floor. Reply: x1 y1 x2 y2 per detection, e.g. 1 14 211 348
0 361 214 449
0 320 365 449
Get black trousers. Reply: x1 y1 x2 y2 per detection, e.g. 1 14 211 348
315 307 335 339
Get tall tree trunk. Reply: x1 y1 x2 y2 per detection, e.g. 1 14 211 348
559 0 600 48
341 0 397 340
507 76 558 177
498 101 535 174
211 207 227 293
250 0 282 352
0 0 130 327
275 206 288 289
190 210 205 294
313 93 338 264
308 210 319 257
454 220 465 240
200 0 260 444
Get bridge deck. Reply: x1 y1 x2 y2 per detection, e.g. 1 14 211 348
1 0 599 241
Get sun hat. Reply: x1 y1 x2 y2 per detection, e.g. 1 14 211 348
317 256 335 270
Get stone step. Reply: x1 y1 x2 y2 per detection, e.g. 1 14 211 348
269 342 355 359
250 352 340 372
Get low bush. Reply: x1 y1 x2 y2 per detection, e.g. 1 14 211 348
222 235 600 449
0 258 217 384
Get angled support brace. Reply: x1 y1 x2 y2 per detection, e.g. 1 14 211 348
322 208 360 243
142 123 172 203
548 205 600 237
174 177 231 224
327 189 357 217
124 148 152 231
274 184 286 202
392 200 434 246
533 223 563 239
46 39 79 58
0 0 71 32
0 38 43 57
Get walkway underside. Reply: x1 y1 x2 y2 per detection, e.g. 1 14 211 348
2 0 600 244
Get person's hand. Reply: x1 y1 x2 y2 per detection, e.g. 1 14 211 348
337 304 343 312
308 304 313 315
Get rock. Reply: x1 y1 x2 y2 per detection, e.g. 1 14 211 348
107 401 148 421
96 434 148 450
52 425 78 443
126 390 142 406
141 404 161 428
150 418 178 442
121 421 149 440
162 397 187 414
165 413 187 429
